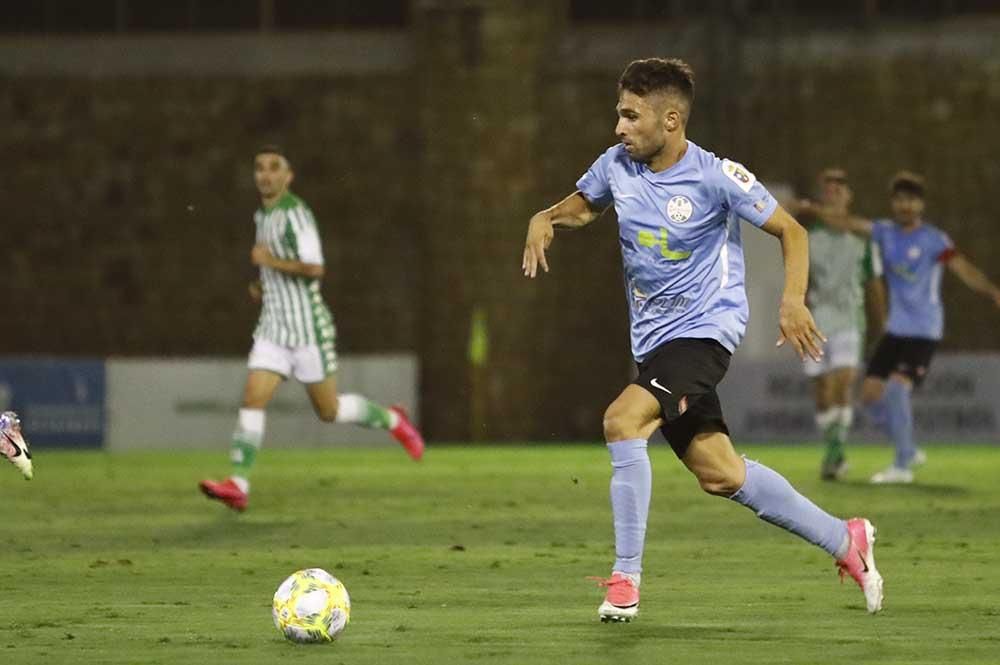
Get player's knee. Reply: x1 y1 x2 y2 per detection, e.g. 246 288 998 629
316 404 338 422
861 380 883 404
689 447 745 496
242 395 270 410
603 407 641 442
888 372 913 389
696 467 743 496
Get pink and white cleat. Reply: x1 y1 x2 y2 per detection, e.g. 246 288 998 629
593 572 640 622
836 517 883 614
389 406 425 461
1 411 33 480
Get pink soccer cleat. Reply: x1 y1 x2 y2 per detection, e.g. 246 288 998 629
593 572 640 622
1 411 33 480
836 517 884 614
389 406 424 461
199 478 248 512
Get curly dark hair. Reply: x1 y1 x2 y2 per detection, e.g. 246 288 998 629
618 58 695 108
890 170 926 198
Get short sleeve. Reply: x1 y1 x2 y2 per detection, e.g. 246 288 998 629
575 146 617 209
936 230 956 263
711 158 777 227
863 238 883 280
870 220 888 251
288 206 324 266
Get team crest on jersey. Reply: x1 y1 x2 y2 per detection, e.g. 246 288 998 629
666 195 693 223
907 246 922 260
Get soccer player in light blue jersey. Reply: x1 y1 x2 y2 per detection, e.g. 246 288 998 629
811 171 1000 484
522 58 883 619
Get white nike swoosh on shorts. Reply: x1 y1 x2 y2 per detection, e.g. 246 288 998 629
649 378 672 394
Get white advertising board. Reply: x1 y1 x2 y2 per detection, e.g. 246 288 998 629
106 355 418 451
717 353 1000 443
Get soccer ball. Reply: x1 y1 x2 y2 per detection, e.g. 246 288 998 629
272 568 351 643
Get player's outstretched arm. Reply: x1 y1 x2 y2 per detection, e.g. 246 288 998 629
522 192 602 278
797 200 873 237
251 244 324 279
946 254 1000 307
760 205 826 361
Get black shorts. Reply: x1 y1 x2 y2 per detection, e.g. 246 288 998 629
866 334 938 387
633 338 732 458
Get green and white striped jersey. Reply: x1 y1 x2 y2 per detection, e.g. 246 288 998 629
253 192 336 352
806 223 882 336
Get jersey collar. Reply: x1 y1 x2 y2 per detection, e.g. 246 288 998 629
638 140 693 181
261 190 295 213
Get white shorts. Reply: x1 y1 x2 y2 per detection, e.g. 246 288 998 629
802 328 862 378
247 338 337 384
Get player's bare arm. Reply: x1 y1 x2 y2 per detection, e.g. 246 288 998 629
760 205 826 362
797 200 874 237
248 279 263 303
864 276 888 340
946 254 1000 307
522 191 603 278
251 244 324 279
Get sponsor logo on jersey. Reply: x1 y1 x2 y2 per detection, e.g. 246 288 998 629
722 159 757 193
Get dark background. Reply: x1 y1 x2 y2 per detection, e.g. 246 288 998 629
4 0 999 439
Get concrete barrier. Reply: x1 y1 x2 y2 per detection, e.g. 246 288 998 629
106 355 417 450
718 353 1000 443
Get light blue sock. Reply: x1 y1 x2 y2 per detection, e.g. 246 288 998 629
608 439 651 575
885 379 915 469
730 459 848 558
865 397 887 428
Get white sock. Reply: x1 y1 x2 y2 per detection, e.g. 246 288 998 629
238 408 265 440
335 394 400 429
815 408 838 432
335 394 367 423
838 406 854 430
230 476 249 493
228 408 265 494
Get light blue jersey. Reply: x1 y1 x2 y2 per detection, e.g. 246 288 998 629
577 141 778 362
871 219 955 340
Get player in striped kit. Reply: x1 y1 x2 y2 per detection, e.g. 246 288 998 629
795 169 885 480
200 146 424 511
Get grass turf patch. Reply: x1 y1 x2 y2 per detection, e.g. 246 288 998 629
2 444 999 664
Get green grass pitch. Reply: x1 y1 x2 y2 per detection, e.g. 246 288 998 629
3 444 999 664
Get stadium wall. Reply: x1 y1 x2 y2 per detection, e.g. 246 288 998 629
2 353 996 447
105 355 418 450
718 353 1000 444
5 8 1000 440
0 355 418 450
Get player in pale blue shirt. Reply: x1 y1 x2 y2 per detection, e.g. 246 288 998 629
811 171 1000 483
522 58 883 620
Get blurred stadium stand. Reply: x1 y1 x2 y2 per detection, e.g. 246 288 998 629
3 1 1000 440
